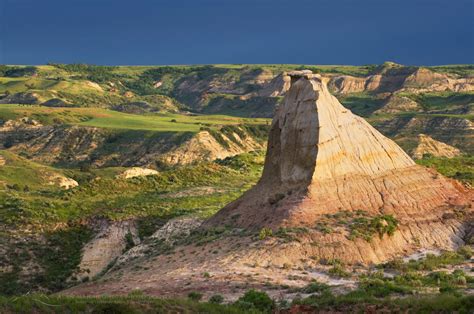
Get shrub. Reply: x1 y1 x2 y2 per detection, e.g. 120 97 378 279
235 289 274 312
302 281 330 294
328 264 350 278
128 289 144 296
3 136 14 148
349 214 398 241
10 184 21 191
259 227 273 240
123 232 135 252
457 246 473 259
79 162 92 172
187 291 203 301
209 294 224 304
314 223 333 234
359 278 412 297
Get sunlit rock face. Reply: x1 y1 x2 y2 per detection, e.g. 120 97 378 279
207 71 469 229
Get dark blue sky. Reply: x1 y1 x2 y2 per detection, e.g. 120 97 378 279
1 0 473 65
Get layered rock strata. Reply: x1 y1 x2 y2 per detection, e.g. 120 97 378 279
207 71 470 229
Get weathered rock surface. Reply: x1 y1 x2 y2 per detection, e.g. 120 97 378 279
75 219 139 280
46 174 79 189
329 66 474 94
1 121 266 167
63 72 472 298
208 71 470 229
412 134 462 159
375 115 473 154
257 72 292 97
114 217 202 268
150 217 202 243
116 167 159 179
375 94 421 114
160 130 264 165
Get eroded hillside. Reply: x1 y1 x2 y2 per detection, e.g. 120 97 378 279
0 63 473 300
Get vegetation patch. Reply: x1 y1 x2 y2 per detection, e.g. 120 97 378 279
313 210 399 241
234 289 274 313
416 155 474 185
0 294 255 314
381 246 473 272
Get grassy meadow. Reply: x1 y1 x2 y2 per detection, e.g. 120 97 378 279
0 104 269 132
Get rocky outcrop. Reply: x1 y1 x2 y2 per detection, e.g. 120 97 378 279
75 219 140 280
150 217 202 243
1 117 42 130
375 115 473 154
117 167 159 179
1 124 106 164
46 174 78 189
1 120 266 167
329 75 366 94
160 130 264 165
113 217 202 268
207 70 470 232
257 73 291 97
374 95 421 114
0 92 41 104
329 67 474 94
412 134 462 159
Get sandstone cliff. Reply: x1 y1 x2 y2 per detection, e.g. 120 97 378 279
208 71 470 229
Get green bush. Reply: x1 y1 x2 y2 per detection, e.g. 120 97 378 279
259 228 273 240
302 281 330 294
349 214 398 241
187 291 203 301
359 277 412 297
235 289 274 312
209 294 224 304
328 264 350 278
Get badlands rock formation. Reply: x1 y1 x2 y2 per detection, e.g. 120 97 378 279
75 219 140 280
64 71 472 298
117 167 159 179
412 134 461 159
160 130 264 165
329 66 474 94
47 174 79 189
208 71 470 229
1 119 265 167
374 94 421 114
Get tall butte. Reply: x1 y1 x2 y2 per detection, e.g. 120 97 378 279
207 70 471 230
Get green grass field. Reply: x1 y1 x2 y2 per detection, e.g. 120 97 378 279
0 150 67 189
0 104 270 132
